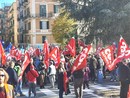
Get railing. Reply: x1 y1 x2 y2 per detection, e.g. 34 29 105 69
22 13 54 20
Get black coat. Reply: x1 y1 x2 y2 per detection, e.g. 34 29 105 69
58 71 64 90
6 67 18 86
118 62 130 82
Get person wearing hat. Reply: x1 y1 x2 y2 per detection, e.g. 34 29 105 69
26 58 39 98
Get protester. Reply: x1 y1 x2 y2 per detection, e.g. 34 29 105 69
118 59 130 98
6 60 18 94
57 62 66 98
38 56 46 89
73 69 84 98
0 68 15 98
88 54 96 84
26 58 39 98
48 60 56 88
83 66 90 89
14 60 25 96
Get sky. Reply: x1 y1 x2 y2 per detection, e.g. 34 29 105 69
0 0 15 8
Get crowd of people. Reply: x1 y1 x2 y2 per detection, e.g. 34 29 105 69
0 46 130 98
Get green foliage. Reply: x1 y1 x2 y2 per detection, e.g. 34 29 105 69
60 0 130 45
52 11 77 46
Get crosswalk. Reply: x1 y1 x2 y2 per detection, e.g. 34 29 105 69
18 82 120 98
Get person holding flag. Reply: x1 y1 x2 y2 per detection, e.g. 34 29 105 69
57 62 69 98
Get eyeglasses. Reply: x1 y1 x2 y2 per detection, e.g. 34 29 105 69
0 75 5 77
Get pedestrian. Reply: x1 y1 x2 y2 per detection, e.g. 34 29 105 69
0 68 15 98
38 56 46 89
83 66 90 89
14 60 25 96
118 59 130 98
57 62 66 98
26 58 39 98
5 60 18 95
73 69 84 98
48 60 56 88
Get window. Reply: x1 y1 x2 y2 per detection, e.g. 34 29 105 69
40 5 46 17
28 22 31 30
54 5 59 13
40 21 49 29
42 36 46 43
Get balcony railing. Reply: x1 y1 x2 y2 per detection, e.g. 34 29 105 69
22 13 54 20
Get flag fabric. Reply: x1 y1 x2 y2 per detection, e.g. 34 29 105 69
43 40 49 69
99 45 115 71
63 71 68 93
117 36 130 59
0 42 6 65
49 47 60 68
71 45 91 73
128 85 130 98
34 48 40 56
117 36 129 56
66 37 76 57
18 51 30 81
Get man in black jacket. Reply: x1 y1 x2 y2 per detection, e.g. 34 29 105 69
118 59 130 98
73 69 84 98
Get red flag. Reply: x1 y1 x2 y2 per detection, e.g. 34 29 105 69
18 51 30 81
118 36 129 56
49 47 60 68
63 71 68 93
128 85 130 98
66 37 76 57
99 45 115 71
71 45 91 73
43 40 49 69
34 48 40 56
16 49 22 60
0 42 6 65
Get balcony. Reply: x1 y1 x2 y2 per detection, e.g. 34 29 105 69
22 13 54 20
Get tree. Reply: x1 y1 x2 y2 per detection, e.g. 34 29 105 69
60 0 130 45
52 11 77 46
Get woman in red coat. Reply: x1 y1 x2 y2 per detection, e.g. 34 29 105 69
26 58 39 98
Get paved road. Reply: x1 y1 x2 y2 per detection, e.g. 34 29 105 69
17 80 120 98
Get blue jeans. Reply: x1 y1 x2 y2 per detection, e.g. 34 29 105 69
16 80 23 95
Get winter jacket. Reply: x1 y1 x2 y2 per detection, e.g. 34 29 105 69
26 69 39 83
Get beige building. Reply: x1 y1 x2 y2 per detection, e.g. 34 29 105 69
8 2 18 46
17 0 60 45
0 6 10 41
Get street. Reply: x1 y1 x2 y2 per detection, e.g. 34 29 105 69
17 78 120 98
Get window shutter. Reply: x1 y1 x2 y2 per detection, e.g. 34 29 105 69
40 21 42 29
47 21 49 29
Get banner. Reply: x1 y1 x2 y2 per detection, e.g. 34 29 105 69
99 45 114 71
0 42 6 65
49 47 60 68
66 37 76 57
71 45 91 73
18 52 30 81
43 40 49 69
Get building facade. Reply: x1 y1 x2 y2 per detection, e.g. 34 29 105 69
0 6 10 42
17 0 60 45
8 2 18 46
